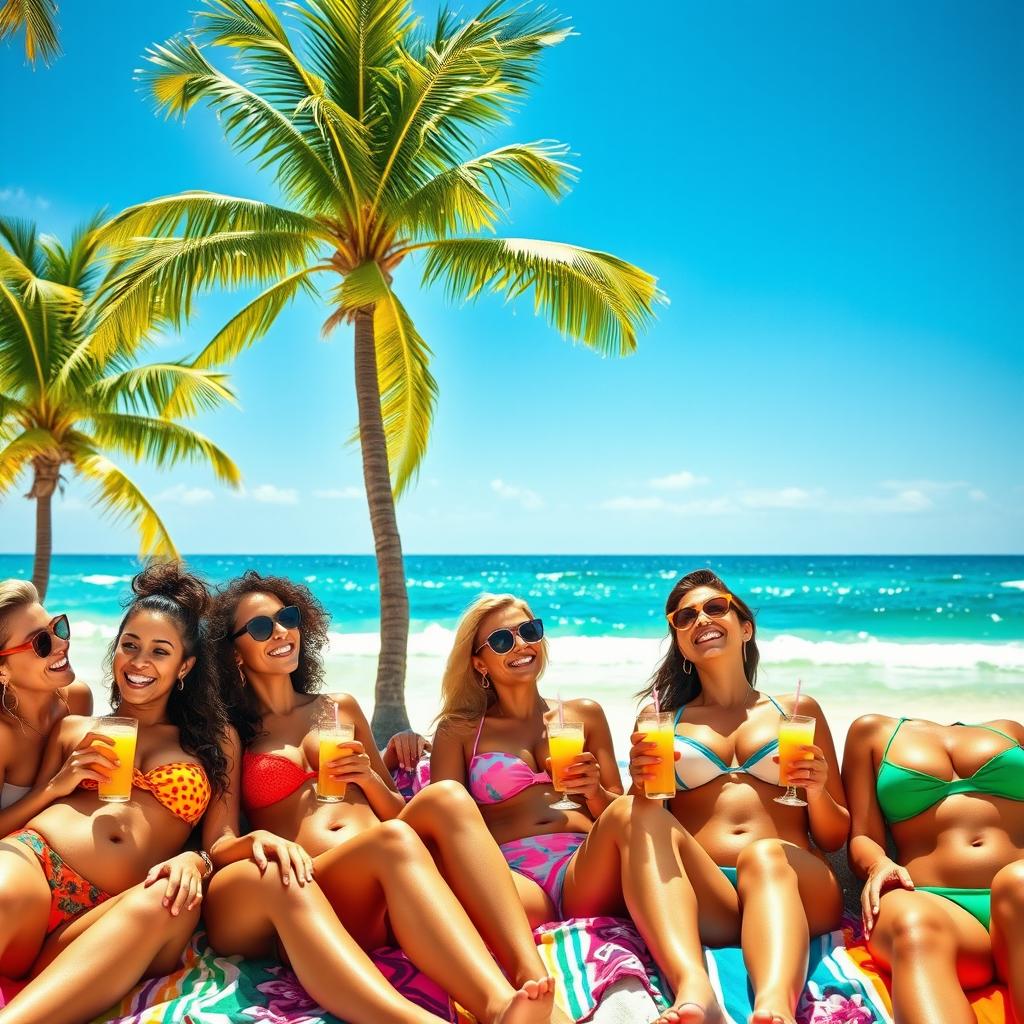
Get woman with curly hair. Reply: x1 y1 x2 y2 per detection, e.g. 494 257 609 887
628 569 849 1024
0 562 230 1024
432 593 724 1024
201 571 558 1024
0 580 92 831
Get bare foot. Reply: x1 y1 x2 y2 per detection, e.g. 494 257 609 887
493 979 556 1024
654 1001 709 1023
749 1009 796 1024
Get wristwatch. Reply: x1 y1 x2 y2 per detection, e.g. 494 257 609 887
194 849 214 881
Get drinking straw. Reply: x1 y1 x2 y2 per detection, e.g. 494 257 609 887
557 693 565 728
793 678 802 715
653 684 661 717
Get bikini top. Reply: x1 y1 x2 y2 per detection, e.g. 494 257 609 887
81 762 211 825
467 716 552 805
673 694 785 791
241 750 317 813
1 781 31 810
875 719 1024 824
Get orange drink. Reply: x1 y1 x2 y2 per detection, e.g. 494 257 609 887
548 722 585 809
317 722 355 802
775 714 816 807
97 717 138 803
638 710 675 800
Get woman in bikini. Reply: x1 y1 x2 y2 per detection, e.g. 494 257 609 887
843 713 1024 1023
0 562 228 1024
628 569 849 1024
202 571 557 1024
0 580 92 828
432 592 724 1024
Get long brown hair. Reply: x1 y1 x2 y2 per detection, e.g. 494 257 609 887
637 569 760 711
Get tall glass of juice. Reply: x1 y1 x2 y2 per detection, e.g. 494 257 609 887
318 722 355 802
637 710 675 800
97 717 138 803
548 722 585 810
774 714 816 807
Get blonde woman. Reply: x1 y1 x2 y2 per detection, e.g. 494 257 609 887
432 593 724 1024
0 580 92 832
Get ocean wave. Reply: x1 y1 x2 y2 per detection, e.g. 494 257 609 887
80 574 132 586
1001 580 1024 591
322 627 1024 673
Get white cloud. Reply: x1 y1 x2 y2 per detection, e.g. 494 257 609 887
857 487 933 514
313 486 365 500
491 479 543 510
0 186 50 210
157 484 214 506
674 496 738 516
600 496 666 511
740 487 816 509
649 471 708 491
968 489 988 502
248 484 299 505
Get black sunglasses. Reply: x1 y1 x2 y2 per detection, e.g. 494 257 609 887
475 618 544 655
231 605 302 642
0 614 71 659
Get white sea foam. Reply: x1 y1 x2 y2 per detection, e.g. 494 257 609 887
80 574 131 586
1001 580 1024 591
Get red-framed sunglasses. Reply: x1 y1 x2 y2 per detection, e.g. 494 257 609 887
0 615 71 659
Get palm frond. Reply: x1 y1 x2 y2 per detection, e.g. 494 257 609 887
0 0 60 66
0 217 42 272
88 363 238 419
141 36 347 215
419 236 665 356
188 264 327 370
396 141 576 237
0 426 60 494
87 413 242 486
340 261 436 497
74 451 180 560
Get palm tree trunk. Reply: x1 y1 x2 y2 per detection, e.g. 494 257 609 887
353 308 412 745
27 456 62 602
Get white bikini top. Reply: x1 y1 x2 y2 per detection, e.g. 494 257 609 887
673 694 785 790
1 781 31 809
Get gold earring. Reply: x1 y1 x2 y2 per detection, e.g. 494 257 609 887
237 665 247 688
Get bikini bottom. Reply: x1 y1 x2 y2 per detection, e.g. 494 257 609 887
4 828 111 933
718 864 738 889
916 885 991 930
498 832 585 917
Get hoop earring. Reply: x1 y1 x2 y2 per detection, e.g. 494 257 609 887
742 640 748 663
479 671 490 689
237 665 247 688
177 679 185 691
682 658 692 675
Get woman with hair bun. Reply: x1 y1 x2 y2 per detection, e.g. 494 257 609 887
0 561 230 1024
629 569 849 1024
201 571 559 1024
0 579 92 830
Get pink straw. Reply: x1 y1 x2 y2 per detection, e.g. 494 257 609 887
557 694 565 728
653 684 661 717
793 678 802 715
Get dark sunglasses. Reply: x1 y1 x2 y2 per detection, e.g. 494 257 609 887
0 615 71 659
475 618 544 655
667 595 736 631
231 605 302 642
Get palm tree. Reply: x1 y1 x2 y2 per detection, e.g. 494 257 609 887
0 215 240 599
95 0 665 741
0 0 60 66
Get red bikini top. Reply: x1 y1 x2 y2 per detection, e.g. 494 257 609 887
81 762 211 825
242 751 316 812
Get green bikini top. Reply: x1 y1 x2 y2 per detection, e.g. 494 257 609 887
876 719 1024 824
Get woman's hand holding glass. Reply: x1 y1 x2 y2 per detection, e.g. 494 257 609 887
48 732 118 797
774 742 829 799
549 750 603 802
325 739 377 791
861 857 915 936
144 851 206 916
628 730 680 795
248 830 315 888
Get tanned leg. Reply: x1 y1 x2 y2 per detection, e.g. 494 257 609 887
734 839 842 1024
867 888 993 1024
0 882 199 1024
561 796 726 1024
0 845 51 979
312 819 554 1024
400 780 552 987
990 858 1024 1023
204 859 446 1024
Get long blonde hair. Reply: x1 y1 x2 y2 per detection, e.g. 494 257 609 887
0 579 39 655
435 593 549 728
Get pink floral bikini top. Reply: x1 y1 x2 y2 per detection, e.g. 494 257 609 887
467 717 551 805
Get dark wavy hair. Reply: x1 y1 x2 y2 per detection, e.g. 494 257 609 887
106 561 229 794
637 569 760 711
209 571 330 747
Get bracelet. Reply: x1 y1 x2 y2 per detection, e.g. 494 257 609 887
194 849 214 881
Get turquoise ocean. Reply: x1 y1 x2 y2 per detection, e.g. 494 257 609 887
4 554 1022 753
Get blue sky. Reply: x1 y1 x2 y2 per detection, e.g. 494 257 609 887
1 0 1021 555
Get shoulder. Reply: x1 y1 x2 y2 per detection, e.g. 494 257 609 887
846 714 896 746
564 698 607 722
772 692 825 716
57 713 93 745
989 718 1024 744
326 692 361 716
220 723 243 758
434 717 476 746
64 682 94 716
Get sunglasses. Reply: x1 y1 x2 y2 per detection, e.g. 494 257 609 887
231 605 302 642
0 615 71 659
666 595 736 631
475 618 544 656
